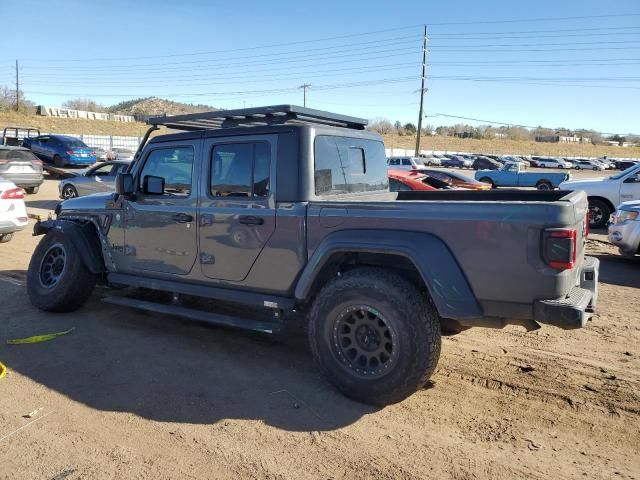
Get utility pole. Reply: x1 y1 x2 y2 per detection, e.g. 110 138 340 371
299 83 311 107
15 60 19 112
415 25 429 157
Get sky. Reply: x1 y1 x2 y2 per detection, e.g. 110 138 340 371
1 0 639 135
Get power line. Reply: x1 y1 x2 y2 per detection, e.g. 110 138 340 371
426 112 637 136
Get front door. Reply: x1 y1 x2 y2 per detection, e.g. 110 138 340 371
619 170 640 203
198 136 276 282
122 142 199 276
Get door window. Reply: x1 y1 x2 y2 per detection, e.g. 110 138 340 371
401 158 412 166
139 147 194 196
210 142 271 197
88 163 117 176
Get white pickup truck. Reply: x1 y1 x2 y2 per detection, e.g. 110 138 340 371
560 163 640 228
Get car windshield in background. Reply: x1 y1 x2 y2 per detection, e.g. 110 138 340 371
609 163 640 180
0 150 38 161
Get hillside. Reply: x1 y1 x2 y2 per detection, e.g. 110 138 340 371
0 111 149 136
108 97 217 117
384 133 640 158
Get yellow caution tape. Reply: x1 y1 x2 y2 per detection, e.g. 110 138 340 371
0 361 6 380
7 327 75 345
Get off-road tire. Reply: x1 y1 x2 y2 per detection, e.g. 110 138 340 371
308 267 441 406
27 230 97 312
588 198 611 229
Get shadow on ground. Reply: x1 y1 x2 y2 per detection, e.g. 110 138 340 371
0 270 376 432
592 254 640 289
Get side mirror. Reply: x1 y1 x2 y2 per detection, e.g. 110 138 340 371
115 173 135 196
142 175 165 195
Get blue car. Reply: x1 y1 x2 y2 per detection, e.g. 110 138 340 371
441 155 471 168
22 135 96 167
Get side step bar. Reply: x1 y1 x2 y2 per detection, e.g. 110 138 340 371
102 295 282 334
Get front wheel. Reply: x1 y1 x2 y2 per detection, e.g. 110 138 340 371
27 230 97 312
61 184 78 199
588 198 611 229
308 267 441 406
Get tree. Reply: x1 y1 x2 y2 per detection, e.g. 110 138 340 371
0 85 35 113
62 98 107 112
368 118 394 135
403 122 417 135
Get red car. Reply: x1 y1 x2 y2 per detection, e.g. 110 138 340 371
388 169 449 191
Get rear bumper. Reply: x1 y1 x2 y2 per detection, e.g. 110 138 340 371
533 256 599 329
0 219 28 234
1 173 44 188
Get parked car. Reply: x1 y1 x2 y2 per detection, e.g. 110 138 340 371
388 170 438 191
499 155 531 167
58 161 131 199
0 146 44 194
573 159 606 171
608 200 640 258
536 157 572 169
560 163 640 228
0 178 28 243
23 135 96 167
441 155 472 168
387 156 423 171
418 154 441 166
614 160 639 171
419 168 491 190
476 161 571 190
107 147 136 161
27 105 598 406
472 157 501 170
93 147 109 162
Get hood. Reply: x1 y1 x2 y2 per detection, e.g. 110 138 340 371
560 177 608 187
618 200 640 211
59 192 115 213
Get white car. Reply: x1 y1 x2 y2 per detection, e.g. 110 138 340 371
537 158 572 169
0 178 29 243
387 156 425 171
560 163 640 229
573 160 606 171
107 147 136 161
608 200 640 257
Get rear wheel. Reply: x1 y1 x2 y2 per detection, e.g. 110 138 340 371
61 184 78 199
25 186 39 195
588 198 611 229
53 155 65 167
592 167 598 171
308 267 441 406
536 180 553 191
575 166 581 170
479 177 495 188
27 230 97 312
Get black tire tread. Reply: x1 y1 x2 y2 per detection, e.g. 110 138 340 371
27 230 97 312
308 267 441 406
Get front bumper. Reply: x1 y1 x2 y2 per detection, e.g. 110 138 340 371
533 256 599 329
608 221 640 256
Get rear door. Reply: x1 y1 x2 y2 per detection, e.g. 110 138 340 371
198 135 276 281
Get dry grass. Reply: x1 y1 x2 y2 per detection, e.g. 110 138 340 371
384 134 640 159
0 111 150 136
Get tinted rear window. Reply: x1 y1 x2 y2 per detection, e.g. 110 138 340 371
0 150 38 161
314 136 388 198
63 138 89 148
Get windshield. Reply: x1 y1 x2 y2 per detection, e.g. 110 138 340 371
0 149 38 161
609 163 640 180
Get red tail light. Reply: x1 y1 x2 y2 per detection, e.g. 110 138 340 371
1 187 25 199
66 150 75 155
543 228 577 270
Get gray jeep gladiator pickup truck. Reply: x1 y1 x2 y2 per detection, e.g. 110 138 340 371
27 105 599 405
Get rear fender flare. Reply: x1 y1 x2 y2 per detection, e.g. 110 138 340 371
295 230 482 320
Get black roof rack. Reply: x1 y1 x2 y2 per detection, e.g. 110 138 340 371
146 104 368 131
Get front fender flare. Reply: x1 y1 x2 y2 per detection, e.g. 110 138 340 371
33 219 106 274
295 230 482 320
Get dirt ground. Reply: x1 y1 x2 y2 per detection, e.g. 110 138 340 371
0 178 639 480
